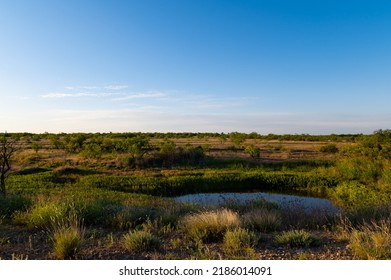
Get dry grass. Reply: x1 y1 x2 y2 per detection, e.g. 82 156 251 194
349 219 391 259
180 209 240 242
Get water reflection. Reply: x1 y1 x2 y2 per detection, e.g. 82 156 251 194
174 192 338 213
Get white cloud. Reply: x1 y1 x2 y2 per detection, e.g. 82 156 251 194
42 92 97 98
104 85 128 90
64 85 128 91
112 91 165 101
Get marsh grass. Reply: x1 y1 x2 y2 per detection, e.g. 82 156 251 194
180 209 240 242
220 198 279 214
275 230 320 248
349 219 391 259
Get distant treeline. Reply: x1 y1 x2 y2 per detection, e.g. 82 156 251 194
4 130 391 142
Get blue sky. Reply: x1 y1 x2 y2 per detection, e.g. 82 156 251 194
1 0 390 134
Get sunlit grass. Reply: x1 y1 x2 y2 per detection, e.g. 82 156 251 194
179 209 240 242
349 219 391 260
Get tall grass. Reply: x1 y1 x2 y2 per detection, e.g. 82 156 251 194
348 219 391 260
27 200 69 229
179 209 240 242
51 214 85 259
242 208 282 232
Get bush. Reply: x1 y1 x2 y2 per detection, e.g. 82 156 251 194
180 209 240 242
245 145 261 159
336 158 382 183
80 143 103 159
331 181 389 211
223 228 257 258
349 219 391 259
275 230 320 248
123 229 160 253
319 144 338 153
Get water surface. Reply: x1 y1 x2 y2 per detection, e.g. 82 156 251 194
174 192 338 213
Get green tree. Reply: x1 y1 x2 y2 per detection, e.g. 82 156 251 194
81 143 103 159
245 145 261 160
126 136 150 163
229 132 247 148
31 142 42 154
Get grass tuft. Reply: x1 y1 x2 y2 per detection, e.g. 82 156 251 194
275 230 320 248
123 229 160 253
52 215 85 259
179 209 240 242
223 228 257 259
242 208 282 232
349 219 391 259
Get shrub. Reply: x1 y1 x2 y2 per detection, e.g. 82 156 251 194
242 208 281 232
80 143 103 159
349 219 391 259
275 230 320 248
123 229 160 253
245 145 261 159
223 228 257 258
331 181 389 211
336 158 382 183
319 144 338 153
180 209 240 242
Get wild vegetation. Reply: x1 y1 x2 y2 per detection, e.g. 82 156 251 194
0 130 390 259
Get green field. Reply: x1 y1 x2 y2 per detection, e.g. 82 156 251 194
1 131 390 260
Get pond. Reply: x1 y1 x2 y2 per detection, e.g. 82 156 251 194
174 192 339 213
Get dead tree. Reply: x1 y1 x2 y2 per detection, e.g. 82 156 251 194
0 134 16 197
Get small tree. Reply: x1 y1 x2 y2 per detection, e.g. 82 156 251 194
1 134 16 197
229 132 247 148
245 145 261 160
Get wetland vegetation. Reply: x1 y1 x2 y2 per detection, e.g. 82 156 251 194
0 130 390 260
